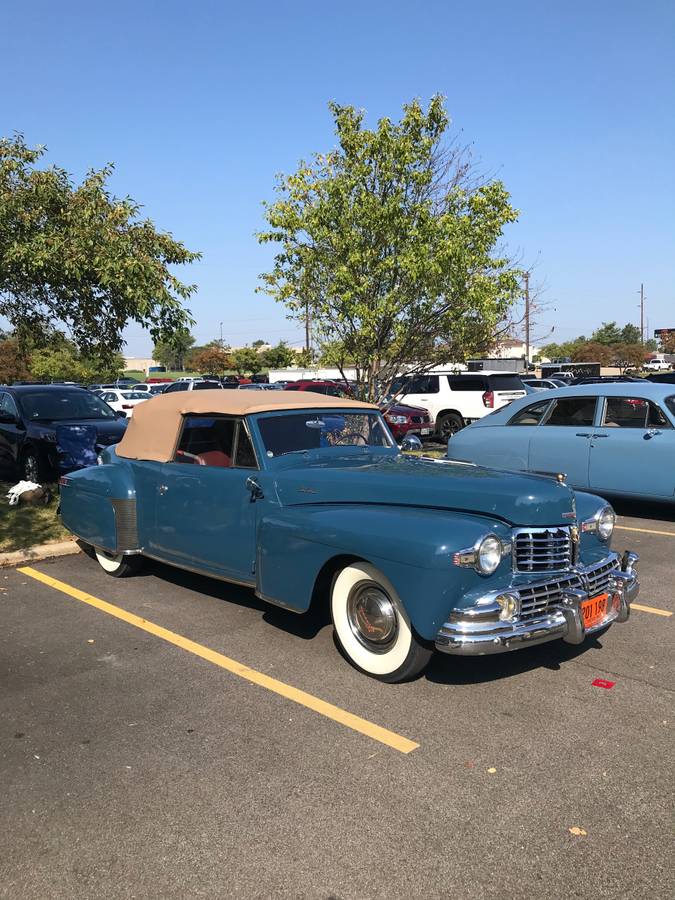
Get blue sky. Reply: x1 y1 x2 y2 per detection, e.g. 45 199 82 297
2 0 673 354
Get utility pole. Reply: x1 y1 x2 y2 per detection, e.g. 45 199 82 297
524 272 530 365
639 283 644 344
219 321 224 347
305 299 311 355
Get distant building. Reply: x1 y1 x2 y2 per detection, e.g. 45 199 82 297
124 357 159 375
492 338 542 363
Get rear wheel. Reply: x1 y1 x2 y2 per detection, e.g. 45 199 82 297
330 562 433 682
94 548 142 578
436 412 464 441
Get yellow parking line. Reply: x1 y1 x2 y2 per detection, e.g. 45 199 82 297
17 566 418 755
616 524 675 538
632 603 673 618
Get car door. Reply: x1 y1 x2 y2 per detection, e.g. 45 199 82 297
148 415 259 581
0 391 22 475
588 396 675 499
527 396 598 488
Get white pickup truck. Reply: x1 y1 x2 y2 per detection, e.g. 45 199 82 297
644 358 670 371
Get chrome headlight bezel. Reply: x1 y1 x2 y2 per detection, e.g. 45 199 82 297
453 533 511 576
582 505 615 542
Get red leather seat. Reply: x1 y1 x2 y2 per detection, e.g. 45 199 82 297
195 450 231 467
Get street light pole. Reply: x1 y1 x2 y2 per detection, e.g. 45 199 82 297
639 284 644 345
524 272 530 365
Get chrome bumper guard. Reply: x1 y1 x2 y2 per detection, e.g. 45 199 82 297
435 553 639 656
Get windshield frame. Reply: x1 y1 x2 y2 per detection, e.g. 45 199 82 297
250 408 398 466
15 389 118 421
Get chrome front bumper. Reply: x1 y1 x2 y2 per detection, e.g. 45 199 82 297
435 555 639 656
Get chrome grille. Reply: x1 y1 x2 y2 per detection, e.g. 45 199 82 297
518 558 617 617
111 499 138 551
513 527 573 573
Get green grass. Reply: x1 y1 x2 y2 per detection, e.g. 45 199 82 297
0 483 70 552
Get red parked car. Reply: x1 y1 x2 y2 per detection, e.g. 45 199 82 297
380 402 433 441
284 380 353 397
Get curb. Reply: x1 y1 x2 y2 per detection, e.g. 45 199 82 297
0 540 81 569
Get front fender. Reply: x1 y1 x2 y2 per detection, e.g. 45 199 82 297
256 503 512 640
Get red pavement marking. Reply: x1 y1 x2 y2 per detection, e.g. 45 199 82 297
592 678 616 689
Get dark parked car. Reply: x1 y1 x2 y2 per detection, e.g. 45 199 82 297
573 375 644 385
0 385 128 482
646 372 675 384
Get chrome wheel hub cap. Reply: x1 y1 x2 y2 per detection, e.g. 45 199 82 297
346 583 398 653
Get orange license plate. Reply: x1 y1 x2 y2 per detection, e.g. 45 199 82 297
581 593 608 629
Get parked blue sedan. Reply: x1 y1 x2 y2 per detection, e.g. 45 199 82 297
447 383 675 503
58 390 638 682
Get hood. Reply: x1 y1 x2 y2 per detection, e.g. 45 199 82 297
30 418 127 441
381 403 429 416
274 454 576 527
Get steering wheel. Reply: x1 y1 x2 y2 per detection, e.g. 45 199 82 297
334 432 368 445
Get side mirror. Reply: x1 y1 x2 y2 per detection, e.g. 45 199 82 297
0 412 18 424
115 410 127 419
400 435 422 453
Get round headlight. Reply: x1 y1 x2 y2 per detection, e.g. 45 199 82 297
597 506 615 541
477 534 503 575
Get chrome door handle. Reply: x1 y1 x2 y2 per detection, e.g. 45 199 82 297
575 433 591 438
591 434 608 439
644 429 661 440
158 484 168 495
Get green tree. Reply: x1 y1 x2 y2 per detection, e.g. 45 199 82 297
29 343 124 382
152 326 195 371
257 96 521 401
252 339 267 350
294 347 314 367
620 323 641 344
231 346 262 375
0 135 199 364
261 341 296 369
591 322 622 346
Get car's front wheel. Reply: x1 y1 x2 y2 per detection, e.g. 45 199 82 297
21 448 47 483
94 548 142 578
331 562 433 682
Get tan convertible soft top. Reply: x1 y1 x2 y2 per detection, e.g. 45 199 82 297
116 389 378 462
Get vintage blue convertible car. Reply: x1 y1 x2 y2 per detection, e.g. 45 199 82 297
59 391 639 682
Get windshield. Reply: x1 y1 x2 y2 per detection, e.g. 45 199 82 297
121 392 148 400
257 412 393 457
18 390 117 420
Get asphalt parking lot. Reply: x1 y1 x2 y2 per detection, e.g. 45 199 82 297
1 504 673 899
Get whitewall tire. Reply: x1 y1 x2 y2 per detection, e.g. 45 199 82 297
330 562 433 682
94 548 141 578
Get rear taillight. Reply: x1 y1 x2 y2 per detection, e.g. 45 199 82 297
122 404 134 409
482 390 494 408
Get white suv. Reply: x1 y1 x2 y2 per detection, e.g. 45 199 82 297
390 370 527 440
